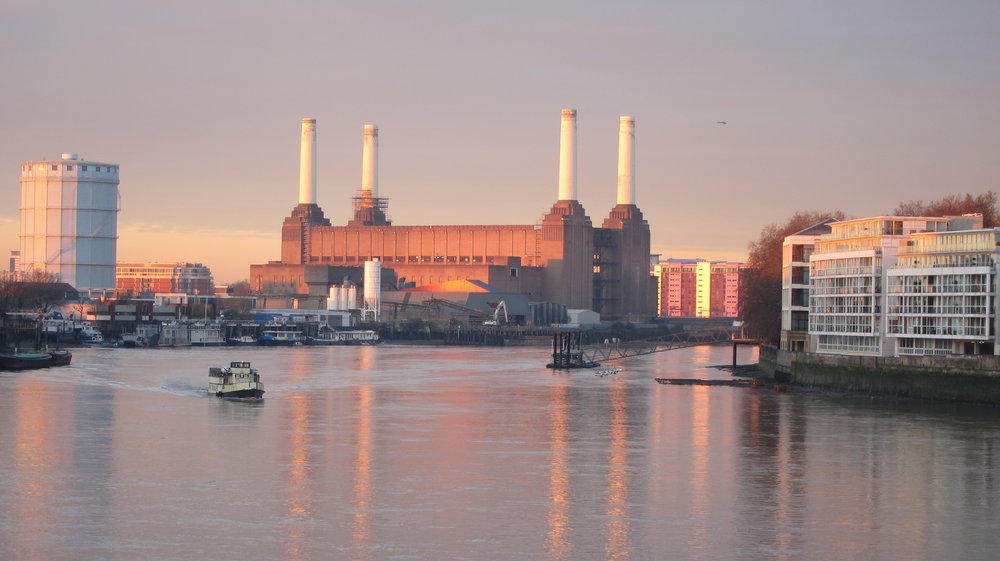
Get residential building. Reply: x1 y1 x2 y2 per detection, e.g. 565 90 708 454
652 258 746 318
886 228 997 356
19 154 120 292
780 219 836 351
116 262 214 295
788 214 992 357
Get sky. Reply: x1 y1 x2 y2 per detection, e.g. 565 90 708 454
2 0 998 284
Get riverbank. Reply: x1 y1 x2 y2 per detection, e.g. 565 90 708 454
759 346 1000 406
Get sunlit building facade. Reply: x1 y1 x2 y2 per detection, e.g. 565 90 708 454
799 214 994 357
255 113 657 322
19 154 120 291
652 259 746 318
116 262 215 295
780 219 836 352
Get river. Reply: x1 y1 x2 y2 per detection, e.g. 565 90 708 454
1 344 998 560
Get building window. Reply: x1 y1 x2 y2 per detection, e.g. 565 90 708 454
510 268 518 279
83 165 89 171
51 165 58 171
66 165 73 171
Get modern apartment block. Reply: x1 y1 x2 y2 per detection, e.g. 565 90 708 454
116 262 215 295
782 214 995 357
887 228 997 356
780 220 836 351
652 259 746 318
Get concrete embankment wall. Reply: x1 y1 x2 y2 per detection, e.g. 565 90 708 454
759 346 1000 405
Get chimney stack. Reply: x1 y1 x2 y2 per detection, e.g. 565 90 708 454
361 124 378 197
298 118 317 205
558 109 577 201
616 116 635 205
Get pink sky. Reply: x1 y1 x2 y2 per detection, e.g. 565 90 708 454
3 1 998 284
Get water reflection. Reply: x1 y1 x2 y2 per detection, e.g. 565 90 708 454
546 383 571 560
13 377 69 561
3 345 1000 560
285 392 312 561
352 385 374 560
604 378 631 560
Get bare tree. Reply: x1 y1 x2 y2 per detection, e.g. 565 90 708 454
740 210 846 345
894 191 999 227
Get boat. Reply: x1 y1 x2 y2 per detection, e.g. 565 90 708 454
306 329 381 345
208 361 265 400
258 326 305 346
226 335 258 346
0 351 54 370
47 349 73 366
120 333 148 348
595 367 622 377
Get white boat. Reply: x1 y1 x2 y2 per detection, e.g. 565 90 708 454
208 361 265 400
306 329 380 345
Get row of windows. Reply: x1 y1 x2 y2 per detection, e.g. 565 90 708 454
23 164 118 173
809 315 876 334
816 335 880 354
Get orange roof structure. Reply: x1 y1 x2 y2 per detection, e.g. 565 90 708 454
402 279 497 293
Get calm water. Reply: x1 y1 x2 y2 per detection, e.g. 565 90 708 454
1 344 998 561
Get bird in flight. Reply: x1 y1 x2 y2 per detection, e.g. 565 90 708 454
717 121 727 125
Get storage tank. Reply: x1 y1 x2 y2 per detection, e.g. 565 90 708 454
364 259 381 314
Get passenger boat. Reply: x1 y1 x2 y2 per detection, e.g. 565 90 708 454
208 361 265 400
258 327 305 346
306 329 381 345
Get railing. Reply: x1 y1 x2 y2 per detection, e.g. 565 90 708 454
577 327 740 364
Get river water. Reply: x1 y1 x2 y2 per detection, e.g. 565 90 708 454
1 344 998 561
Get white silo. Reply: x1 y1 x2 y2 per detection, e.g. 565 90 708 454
19 154 120 292
363 259 381 319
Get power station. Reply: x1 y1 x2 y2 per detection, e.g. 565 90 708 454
252 110 655 323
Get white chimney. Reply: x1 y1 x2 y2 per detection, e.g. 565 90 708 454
616 116 635 205
558 108 577 201
298 118 317 205
361 124 378 197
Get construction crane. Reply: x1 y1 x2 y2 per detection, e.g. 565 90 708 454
483 301 507 326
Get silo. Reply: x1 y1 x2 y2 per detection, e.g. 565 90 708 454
364 259 381 312
19 154 120 291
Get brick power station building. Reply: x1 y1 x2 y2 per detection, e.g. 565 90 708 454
252 111 656 322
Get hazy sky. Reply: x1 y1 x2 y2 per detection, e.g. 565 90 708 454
3 0 998 283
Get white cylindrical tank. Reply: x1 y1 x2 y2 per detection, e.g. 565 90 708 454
327 286 338 311
361 124 378 197
298 118 317 205
364 259 381 311
558 108 577 201
616 116 636 205
19 156 119 291
347 285 358 309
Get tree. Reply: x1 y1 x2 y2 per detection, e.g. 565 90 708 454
893 191 999 227
740 210 846 345
230 279 253 296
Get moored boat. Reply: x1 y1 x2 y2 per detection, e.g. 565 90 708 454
0 352 55 371
208 361 265 400
48 350 73 366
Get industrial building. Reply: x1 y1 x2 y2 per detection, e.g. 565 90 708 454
651 259 746 318
18 154 119 292
252 111 656 323
780 214 997 356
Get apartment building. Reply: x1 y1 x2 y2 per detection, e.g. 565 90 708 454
786 214 992 357
652 259 746 318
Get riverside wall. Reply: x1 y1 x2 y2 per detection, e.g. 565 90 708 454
758 346 1000 405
